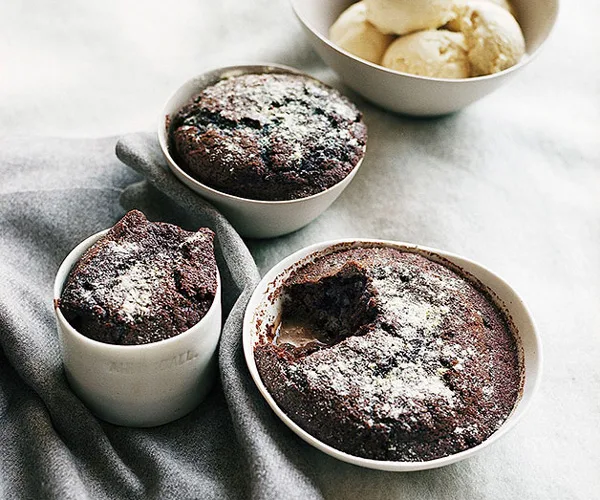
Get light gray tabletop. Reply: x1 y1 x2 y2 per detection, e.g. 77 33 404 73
1 1 599 499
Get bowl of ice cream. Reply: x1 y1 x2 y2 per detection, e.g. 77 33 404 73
291 0 559 116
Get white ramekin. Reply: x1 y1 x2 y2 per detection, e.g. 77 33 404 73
158 64 365 239
54 229 222 427
243 239 542 471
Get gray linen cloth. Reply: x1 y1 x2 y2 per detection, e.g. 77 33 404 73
2 68 600 500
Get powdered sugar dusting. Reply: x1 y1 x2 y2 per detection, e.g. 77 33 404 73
282 253 499 421
110 262 165 322
183 231 209 246
72 229 213 325
189 73 364 161
298 327 455 422
70 240 167 323
106 240 139 256
373 275 448 336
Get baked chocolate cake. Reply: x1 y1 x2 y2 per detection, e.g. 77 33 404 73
254 245 522 462
59 210 218 345
170 73 367 201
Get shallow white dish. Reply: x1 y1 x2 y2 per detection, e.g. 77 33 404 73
158 64 365 239
243 239 542 471
291 0 559 116
54 229 222 427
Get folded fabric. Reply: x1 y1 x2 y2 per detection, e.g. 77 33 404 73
0 134 321 499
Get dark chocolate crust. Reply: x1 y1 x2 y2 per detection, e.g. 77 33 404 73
59 210 218 345
254 246 522 462
170 73 367 201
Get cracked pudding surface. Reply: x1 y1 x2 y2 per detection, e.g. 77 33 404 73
59 210 218 345
169 73 367 201
254 245 522 461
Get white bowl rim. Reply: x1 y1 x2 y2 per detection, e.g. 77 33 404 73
158 63 367 206
243 238 543 471
54 228 222 353
290 0 560 84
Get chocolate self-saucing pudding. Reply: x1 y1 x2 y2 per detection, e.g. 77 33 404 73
254 245 523 462
59 210 218 346
169 73 367 201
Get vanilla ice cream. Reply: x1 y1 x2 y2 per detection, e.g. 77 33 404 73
381 30 470 79
329 1 395 63
485 0 515 15
329 0 526 80
453 1 525 76
446 0 516 30
365 0 458 35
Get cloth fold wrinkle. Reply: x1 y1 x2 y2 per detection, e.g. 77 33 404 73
116 132 323 500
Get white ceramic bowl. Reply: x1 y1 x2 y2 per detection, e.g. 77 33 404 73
54 229 222 427
291 0 559 116
158 64 365 239
244 239 542 471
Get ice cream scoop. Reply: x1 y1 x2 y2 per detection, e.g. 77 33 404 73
365 0 457 36
452 1 525 76
329 1 394 63
381 30 470 79
447 0 516 30
484 0 515 15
